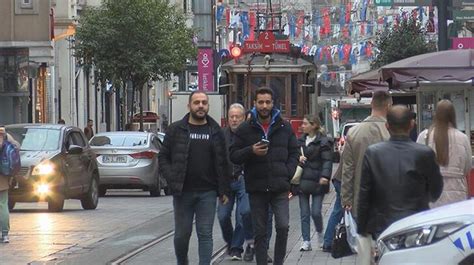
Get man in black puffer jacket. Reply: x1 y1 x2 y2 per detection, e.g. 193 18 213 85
158 91 231 265
230 87 299 265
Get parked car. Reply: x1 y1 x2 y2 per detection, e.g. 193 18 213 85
89 131 169 197
132 111 159 123
376 199 474 265
5 124 99 212
333 122 359 162
157 132 165 143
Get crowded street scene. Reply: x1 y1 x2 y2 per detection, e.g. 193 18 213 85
0 0 473 264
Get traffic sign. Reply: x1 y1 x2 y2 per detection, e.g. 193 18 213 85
453 0 474 8
453 10 474 20
392 0 432 6
375 0 392 6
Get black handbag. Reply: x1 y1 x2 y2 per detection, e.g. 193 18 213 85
331 217 354 259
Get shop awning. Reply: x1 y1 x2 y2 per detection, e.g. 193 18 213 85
348 69 388 96
380 49 474 87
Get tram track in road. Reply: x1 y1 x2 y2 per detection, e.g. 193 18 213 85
110 229 175 265
110 220 228 265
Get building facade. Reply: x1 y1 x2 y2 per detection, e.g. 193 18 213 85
0 0 54 125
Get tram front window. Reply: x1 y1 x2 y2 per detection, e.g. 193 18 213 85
270 76 286 115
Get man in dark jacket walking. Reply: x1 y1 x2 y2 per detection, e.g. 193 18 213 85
218 103 255 261
230 87 299 265
357 105 443 252
158 91 231 265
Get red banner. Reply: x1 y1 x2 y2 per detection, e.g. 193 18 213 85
198 48 214 91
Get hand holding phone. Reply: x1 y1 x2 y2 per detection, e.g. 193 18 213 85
253 139 269 156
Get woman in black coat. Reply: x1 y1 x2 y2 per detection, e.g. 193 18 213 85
295 115 333 251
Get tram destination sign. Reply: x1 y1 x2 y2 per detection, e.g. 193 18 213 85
242 31 290 53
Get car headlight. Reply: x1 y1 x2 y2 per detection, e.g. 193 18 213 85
32 161 55 175
35 183 51 195
378 221 471 254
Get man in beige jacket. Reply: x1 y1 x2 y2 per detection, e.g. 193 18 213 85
340 91 391 264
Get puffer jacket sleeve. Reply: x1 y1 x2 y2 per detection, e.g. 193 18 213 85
158 125 175 184
215 128 232 197
286 130 299 179
320 137 334 179
230 125 254 165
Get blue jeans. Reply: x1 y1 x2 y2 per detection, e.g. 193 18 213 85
217 176 253 252
323 180 343 248
249 192 289 265
173 191 217 265
0 190 9 236
298 192 324 241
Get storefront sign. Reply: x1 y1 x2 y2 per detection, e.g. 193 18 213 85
453 10 474 21
197 48 214 92
243 31 290 53
453 0 474 8
375 0 392 6
452 37 474 49
392 0 432 6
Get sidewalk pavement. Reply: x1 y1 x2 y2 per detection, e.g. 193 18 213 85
216 186 358 264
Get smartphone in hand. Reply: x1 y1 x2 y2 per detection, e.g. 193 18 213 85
259 139 270 146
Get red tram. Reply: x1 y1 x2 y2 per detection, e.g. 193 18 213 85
219 32 317 135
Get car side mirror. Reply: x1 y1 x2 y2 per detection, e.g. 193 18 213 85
68 145 83 154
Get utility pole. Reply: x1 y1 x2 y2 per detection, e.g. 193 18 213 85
437 0 448 50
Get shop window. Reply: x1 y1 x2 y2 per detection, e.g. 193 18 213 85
15 0 38 14
291 74 297 117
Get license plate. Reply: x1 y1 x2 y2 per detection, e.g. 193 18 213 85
102 155 127 163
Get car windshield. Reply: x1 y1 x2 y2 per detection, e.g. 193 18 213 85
90 135 148 147
8 128 60 151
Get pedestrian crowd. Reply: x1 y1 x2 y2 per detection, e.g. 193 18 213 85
1 87 471 265
158 88 472 265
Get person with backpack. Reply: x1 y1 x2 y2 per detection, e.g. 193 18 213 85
0 126 21 243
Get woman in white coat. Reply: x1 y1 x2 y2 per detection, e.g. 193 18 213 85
417 99 472 207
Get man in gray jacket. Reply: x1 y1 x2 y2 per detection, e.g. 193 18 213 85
340 90 392 264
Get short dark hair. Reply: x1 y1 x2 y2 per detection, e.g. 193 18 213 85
88 119 93 123
371 90 391 110
387 105 412 133
254 87 273 101
188 91 208 103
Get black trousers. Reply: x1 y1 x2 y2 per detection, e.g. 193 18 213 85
249 192 289 265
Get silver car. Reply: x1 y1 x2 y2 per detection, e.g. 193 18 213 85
89 131 168 197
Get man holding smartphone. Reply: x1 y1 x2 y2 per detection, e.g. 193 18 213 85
230 87 299 265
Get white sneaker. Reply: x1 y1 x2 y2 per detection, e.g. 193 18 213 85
2 235 9 243
300 241 312 251
317 232 324 248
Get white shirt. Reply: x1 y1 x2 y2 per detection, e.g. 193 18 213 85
305 135 316 146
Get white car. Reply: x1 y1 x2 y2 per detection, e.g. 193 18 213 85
376 199 474 265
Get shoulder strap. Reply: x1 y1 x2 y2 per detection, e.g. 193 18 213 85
425 128 432 146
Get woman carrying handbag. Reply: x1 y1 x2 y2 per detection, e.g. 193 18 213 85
293 115 333 251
